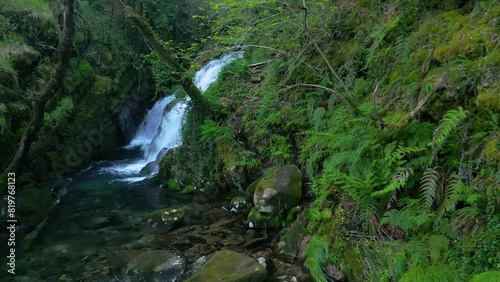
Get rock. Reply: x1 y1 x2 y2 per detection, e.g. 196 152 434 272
325 264 345 281
185 250 267 282
247 207 280 229
245 180 260 202
182 256 207 280
253 165 302 215
278 215 307 263
230 196 249 214
125 250 187 282
139 161 156 176
142 207 186 231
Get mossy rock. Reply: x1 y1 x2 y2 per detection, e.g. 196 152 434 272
125 250 187 282
142 207 186 231
245 180 259 202
139 161 156 176
247 207 280 229
278 214 307 263
230 196 249 215
253 165 302 215
185 250 267 282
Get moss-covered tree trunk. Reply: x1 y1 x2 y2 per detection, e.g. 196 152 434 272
1 0 75 179
113 0 205 107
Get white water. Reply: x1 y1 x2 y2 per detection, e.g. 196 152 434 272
102 51 244 181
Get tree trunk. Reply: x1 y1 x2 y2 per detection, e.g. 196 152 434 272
113 0 205 107
1 0 75 178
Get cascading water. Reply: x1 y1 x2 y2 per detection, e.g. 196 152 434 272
10 52 247 282
103 51 244 181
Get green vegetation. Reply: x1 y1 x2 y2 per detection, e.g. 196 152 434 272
160 0 499 280
0 0 498 281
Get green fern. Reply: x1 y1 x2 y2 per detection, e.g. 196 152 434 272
303 235 330 282
311 106 326 132
471 271 500 282
420 167 440 211
430 107 469 155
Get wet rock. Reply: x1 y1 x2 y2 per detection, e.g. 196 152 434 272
124 250 187 282
139 161 155 176
185 250 267 282
182 256 207 280
142 207 186 231
230 196 250 214
254 165 302 215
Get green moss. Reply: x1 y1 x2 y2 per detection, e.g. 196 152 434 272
185 250 267 282
476 88 500 111
91 75 113 96
484 139 500 162
247 207 280 229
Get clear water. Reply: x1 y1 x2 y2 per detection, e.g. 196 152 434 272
5 52 244 282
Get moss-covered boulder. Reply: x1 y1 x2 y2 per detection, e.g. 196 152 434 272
142 207 185 230
185 250 267 282
125 250 187 282
253 165 302 215
247 207 280 229
245 180 259 202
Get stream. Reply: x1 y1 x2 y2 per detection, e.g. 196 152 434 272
10 52 244 282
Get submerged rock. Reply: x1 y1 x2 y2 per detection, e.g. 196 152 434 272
142 207 186 231
125 250 187 282
253 165 302 215
185 250 267 282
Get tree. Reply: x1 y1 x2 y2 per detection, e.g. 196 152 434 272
113 0 205 107
1 0 76 183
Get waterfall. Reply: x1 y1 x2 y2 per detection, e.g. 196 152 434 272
105 51 244 181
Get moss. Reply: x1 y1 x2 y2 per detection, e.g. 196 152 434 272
185 250 267 282
142 207 186 230
476 88 500 111
342 245 365 281
484 139 500 163
0 65 18 91
247 207 280 229
91 75 113 96
245 179 260 202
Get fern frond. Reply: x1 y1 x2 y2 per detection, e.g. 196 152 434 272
430 107 469 155
420 167 440 211
472 271 500 282
311 106 326 132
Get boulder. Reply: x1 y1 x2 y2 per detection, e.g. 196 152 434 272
125 250 187 282
245 180 259 202
253 165 302 215
185 250 267 282
142 207 185 231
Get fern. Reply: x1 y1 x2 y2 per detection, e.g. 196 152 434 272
430 107 469 155
471 271 500 282
311 106 325 132
420 167 440 211
303 235 330 282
